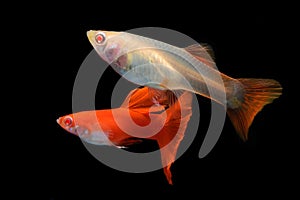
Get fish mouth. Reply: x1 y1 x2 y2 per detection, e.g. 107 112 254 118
87 30 97 43
86 30 92 38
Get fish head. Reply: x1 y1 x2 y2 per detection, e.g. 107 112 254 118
56 113 90 137
56 111 112 145
87 30 131 75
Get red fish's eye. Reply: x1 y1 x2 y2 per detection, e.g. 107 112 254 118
63 116 73 126
95 32 106 44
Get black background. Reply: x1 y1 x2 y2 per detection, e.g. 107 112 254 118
16 3 297 199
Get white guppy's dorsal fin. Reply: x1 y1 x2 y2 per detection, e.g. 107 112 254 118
184 44 216 69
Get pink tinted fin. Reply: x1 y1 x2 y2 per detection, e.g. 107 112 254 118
184 44 216 68
227 78 282 140
155 90 193 184
148 88 183 107
200 43 216 60
120 87 169 113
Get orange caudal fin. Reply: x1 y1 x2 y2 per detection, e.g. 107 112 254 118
121 87 193 184
227 78 282 141
154 90 193 185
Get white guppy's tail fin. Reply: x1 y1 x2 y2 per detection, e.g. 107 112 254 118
227 78 282 140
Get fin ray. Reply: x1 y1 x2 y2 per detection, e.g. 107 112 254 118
184 44 216 68
227 78 282 140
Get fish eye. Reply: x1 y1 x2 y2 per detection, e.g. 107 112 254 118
63 116 73 126
95 32 106 44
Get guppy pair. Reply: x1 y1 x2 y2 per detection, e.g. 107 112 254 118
57 30 282 184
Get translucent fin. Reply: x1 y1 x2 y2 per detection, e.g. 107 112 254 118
184 44 216 68
148 88 184 108
227 78 282 140
154 90 193 184
200 43 216 60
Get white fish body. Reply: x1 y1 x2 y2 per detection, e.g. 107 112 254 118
87 31 228 104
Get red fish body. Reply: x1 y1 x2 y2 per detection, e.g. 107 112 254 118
57 87 193 184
